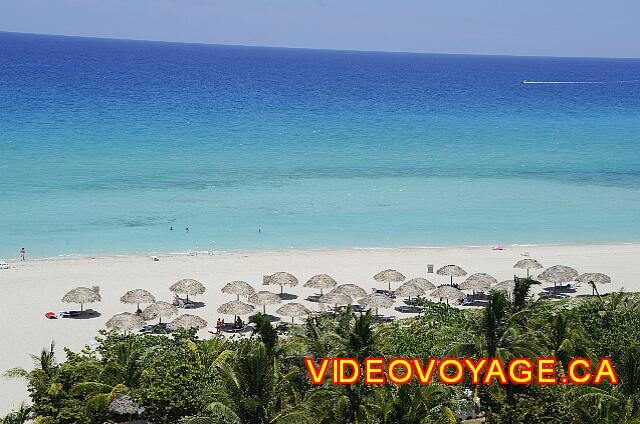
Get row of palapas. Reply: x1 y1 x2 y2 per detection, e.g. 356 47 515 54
59 259 612 332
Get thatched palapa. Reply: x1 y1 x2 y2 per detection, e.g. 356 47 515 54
513 258 543 277
264 272 298 294
105 312 145 334
120 289 155 311
373 269 406 291
334 284 367 300
169 279 206 301
62 287 101 313
168 314 208 330
459 273 497 292
248 290 282 314
222 281 256 300
304 274 337 295
142 301 178 323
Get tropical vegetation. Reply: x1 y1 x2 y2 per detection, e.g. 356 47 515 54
3 278 640 423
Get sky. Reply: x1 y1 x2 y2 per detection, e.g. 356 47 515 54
1 0 640 58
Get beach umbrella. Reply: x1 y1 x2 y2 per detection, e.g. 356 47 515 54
248 290 282 314
105 312 145 334
334 284 367 300
222 280 255 300
459 273 497 292
120 289 156 312
319 291 353 306
436 265 467 285
431 285 464 304
217 300 255 316
374 269 406 291
358 293 394 316
304 274 338 295
493 280 516 295
276 302 311 323
395 282 426 298
405 278 436 291
109 394 144 416
577 272 612 295
62 287 101 313
169 279 206 302
142 301 178 324
539 265 579 290
168 314 208 331
513 259 543 277
264 272 299 295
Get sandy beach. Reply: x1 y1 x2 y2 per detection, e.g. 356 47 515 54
1 242 639 413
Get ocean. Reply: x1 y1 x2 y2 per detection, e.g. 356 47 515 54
1 32 639 258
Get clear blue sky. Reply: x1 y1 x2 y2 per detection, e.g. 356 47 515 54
1 0 639 57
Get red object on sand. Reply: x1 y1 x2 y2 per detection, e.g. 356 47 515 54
45 312 57 319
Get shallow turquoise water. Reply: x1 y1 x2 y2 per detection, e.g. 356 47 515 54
1 33 639 257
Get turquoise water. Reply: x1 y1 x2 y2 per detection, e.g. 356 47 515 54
1 32 640 257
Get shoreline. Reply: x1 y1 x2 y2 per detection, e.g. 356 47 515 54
5 241 640 262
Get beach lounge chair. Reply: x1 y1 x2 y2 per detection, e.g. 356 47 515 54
140 322 170 333
58 310 82 318
395 305 422 313
173 295 195 309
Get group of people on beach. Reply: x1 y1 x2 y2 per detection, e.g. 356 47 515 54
214 316 244 334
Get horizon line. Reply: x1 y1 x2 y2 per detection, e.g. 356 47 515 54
3 30 640 61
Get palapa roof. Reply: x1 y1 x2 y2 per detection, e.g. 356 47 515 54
538 265 579 284
513 258 543 270
459 273 497 292
222 280 256 296
169 279 206 296
358 293 394 309
576 272 611 285
62 287 101 304
395 282 426 297
120 289 155 305
142 301 178 321
109 394 144 415
373 269 405 283
431 285 464 300
105 312 145 332
276 302 311 317
167 314 208 330
264 272 299 287
319 291 353 305
405 278 436 291
304 274 338 290
248 290 282 306
217 300 255 315
333 284 367 299
436 265 467 277
493 280 516 293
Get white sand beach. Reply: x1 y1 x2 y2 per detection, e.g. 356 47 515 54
1 243 639 414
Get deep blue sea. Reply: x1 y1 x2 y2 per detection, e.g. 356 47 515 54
1 32 640 258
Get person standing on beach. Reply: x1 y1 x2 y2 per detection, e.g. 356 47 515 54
19 247 26 261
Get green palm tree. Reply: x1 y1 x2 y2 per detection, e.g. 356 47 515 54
380 383 458 424
185 341 304 424
543 312 589 371
4 343 61 410
70 381 126 414
0 403 32 424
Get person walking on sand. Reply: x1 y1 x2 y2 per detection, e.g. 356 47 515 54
19 247 26 261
